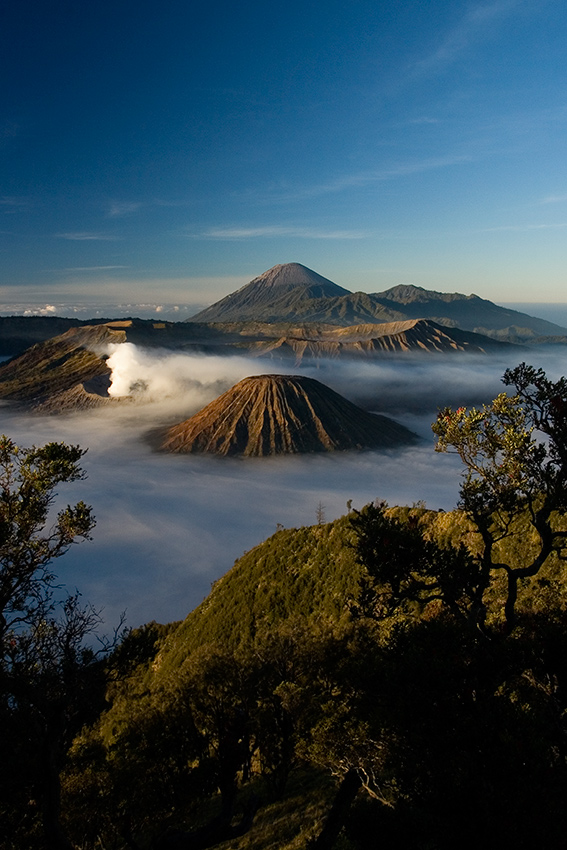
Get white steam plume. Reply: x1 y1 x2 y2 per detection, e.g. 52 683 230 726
106 343 289 411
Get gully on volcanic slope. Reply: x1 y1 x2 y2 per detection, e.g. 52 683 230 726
159 374 417 457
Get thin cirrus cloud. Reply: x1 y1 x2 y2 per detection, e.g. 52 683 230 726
108 201 143 217
0 195 31 211
63 265 128 272
198 225 367 240
261 154 472 203
540 194 567 204
483 222 567 231
55 232 119 241
108 200 192 217
408 0 523 78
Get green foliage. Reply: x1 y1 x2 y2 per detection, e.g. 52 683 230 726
350 501 478 622
156 517 364 675
109 620 179 682
432 363 567 634
0 434 94 638
0 435 112 850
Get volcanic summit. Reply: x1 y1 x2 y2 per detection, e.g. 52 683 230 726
189 262 350 324
160 374 417 457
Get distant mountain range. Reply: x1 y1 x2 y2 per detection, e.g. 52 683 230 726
189 263 567 341
0 262 564 415
0 264 564 364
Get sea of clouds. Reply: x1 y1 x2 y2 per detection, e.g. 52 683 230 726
3 343 566 632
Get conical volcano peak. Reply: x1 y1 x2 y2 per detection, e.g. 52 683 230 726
159 373 416 457
246 263 349 294
189 263 350 323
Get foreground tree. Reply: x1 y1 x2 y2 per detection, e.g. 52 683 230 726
0 435 112 850
350 501 478 623
341 366 567 846
432 363 567 635
0 435 94 638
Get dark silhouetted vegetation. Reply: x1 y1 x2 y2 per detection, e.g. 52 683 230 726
7 364 567 849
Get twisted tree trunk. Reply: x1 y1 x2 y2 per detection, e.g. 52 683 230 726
312 769 362 850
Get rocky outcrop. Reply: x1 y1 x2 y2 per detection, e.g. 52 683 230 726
160 374 416 456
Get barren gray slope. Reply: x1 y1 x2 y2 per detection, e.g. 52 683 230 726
188 263 350 323
187 265 567 338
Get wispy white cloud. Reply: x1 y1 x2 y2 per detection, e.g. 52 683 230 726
407 116 441 125
0 195 28 206
483 222 567 232
409 0 523 78
55 231 119 241
540 193 567 204
63 265 128 271
108 199 192 216
108 201 143 217
0 195 31 212
198 225 367 240
264 154 471 202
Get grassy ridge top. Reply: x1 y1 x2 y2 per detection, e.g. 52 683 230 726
149 503 567 682
154 515 363 675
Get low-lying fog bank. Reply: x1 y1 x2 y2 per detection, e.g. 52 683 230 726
2 345 566 630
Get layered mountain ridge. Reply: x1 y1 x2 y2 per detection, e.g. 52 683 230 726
0 263 560 415
0 316 512 411
248 318 508 362
189 263 567 339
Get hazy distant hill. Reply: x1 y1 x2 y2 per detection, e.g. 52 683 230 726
0 316 99 356
246 318 512 362
160 374 416 456
373 284 564 336
188 263 567 340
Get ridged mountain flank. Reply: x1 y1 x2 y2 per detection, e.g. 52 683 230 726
245 319 510 363
189 263 350 323
160 374 416 456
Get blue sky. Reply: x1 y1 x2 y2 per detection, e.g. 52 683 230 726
2 0 567 310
